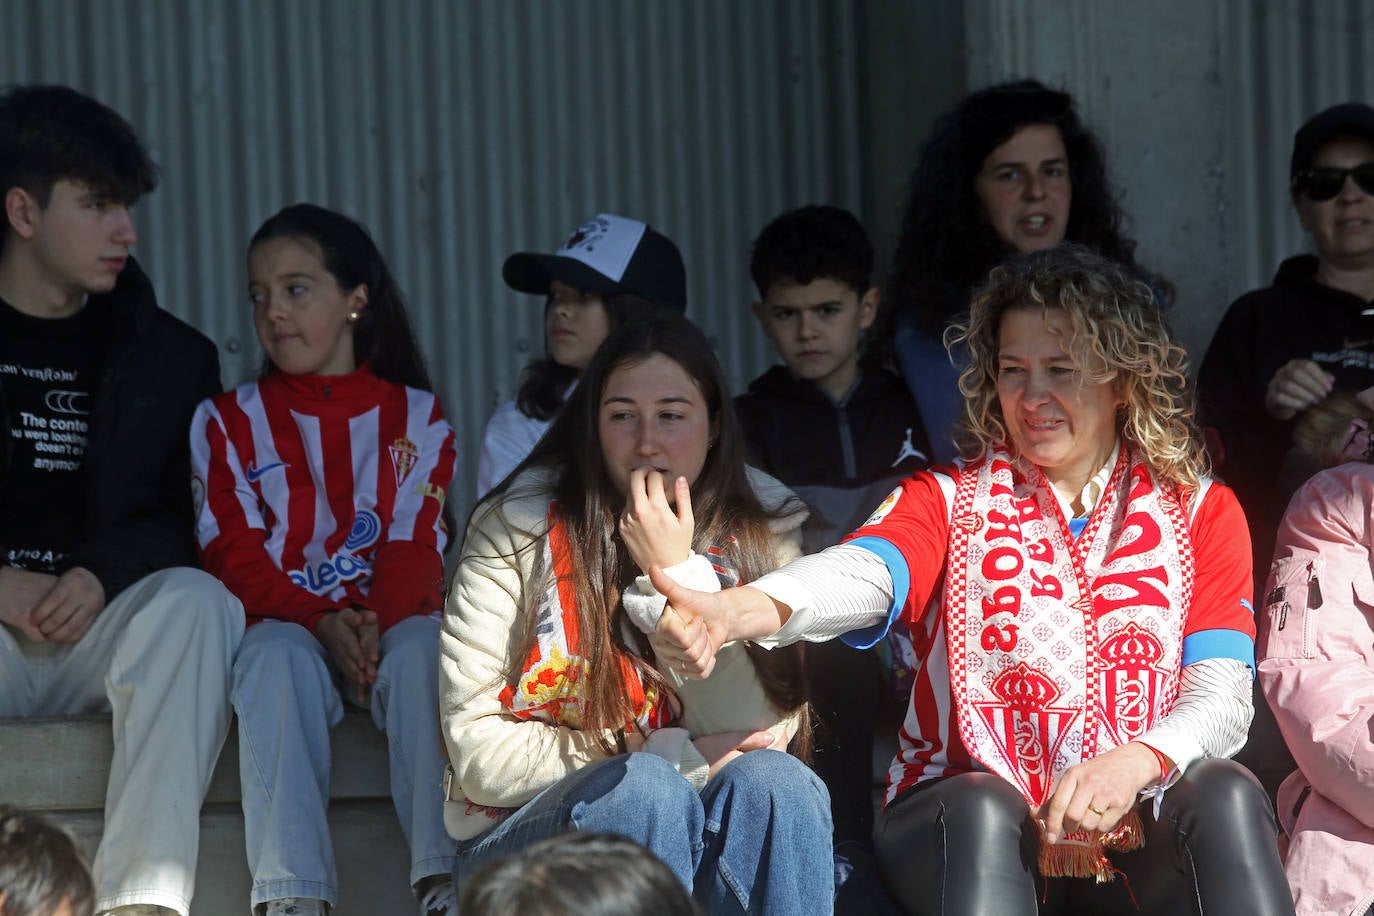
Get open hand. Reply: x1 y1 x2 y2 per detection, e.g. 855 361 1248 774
619 470 694 574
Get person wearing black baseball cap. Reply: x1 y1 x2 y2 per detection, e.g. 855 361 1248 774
476 214 687 497
1197 101 1374 808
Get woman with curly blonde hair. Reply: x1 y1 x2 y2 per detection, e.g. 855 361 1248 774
648 245 1292 914
949 243 1205 495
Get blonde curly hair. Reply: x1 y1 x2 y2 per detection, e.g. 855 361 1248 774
945 244 1207 495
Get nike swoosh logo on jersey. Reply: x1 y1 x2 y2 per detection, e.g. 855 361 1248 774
245 461 289 482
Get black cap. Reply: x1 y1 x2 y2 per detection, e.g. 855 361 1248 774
1291 103 1374 178
502 213 687 313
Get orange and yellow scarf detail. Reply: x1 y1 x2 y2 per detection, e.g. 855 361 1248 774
945 445 1193 881
498 503 676 733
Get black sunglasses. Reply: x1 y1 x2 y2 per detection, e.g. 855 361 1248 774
1292 162 1374 201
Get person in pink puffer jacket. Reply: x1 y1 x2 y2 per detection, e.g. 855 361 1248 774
1262 408 1374 915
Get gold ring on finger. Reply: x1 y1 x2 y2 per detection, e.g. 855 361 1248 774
1087 804 1105 816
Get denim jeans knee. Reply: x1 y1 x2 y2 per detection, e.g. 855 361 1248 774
699 749 835 915
454 753 703 892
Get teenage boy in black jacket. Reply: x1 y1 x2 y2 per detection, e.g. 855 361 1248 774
736 206 931 551
735 205 927 913
0 84 242 916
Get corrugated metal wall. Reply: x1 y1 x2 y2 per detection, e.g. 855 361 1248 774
1222 0 1374 295
0 1 865 523
11 1 1365 522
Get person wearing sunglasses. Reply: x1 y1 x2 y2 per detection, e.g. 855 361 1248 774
1197 101 1374 808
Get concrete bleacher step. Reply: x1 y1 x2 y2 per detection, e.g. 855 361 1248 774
3 711 905 913
0 711 421 915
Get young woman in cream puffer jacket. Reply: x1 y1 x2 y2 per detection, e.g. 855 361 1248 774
439 465 808 840
437 316 834 914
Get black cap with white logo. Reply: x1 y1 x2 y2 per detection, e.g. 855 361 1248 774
502 213 687 313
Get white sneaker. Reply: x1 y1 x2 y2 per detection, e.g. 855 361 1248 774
418 878 459 916
261 899 329 916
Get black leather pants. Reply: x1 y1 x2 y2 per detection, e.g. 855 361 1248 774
873 758 1294 915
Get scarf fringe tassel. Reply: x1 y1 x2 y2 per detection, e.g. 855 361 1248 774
1037 809 1145 883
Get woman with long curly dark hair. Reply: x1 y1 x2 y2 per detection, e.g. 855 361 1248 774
877 79 1168 464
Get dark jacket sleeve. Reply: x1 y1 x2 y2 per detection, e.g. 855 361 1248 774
66 323 223 601
0 377 10 569
1196 295 1294 542
1197 297 1289 475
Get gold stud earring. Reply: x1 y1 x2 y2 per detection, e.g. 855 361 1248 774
348 311 359 322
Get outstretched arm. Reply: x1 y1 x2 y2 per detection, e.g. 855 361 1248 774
647 567 792 678
650 470 950 675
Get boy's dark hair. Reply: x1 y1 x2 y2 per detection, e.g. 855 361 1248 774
0 806 95 916
458 831 702 916
749 205 873 299
0 84 158 208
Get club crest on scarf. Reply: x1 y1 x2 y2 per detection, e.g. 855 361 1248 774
945 446 1192 879
974 662 1080 805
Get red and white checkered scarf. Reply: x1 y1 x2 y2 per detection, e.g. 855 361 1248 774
944 445 1193 880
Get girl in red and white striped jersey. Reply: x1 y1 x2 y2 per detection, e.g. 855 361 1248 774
190 204 459 916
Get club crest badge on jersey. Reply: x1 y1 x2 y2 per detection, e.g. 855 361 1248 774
389 437 419 487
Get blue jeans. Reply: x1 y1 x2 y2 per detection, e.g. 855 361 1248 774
232 614 456 908
453 749 834 915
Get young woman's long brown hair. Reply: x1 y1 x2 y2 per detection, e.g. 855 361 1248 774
477 316 810 756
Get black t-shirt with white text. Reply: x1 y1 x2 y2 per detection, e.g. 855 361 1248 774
0 295 112 572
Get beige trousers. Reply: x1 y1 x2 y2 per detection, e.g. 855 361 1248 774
0 567 243 915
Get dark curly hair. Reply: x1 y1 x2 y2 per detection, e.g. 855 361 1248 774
877 80 1165 346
